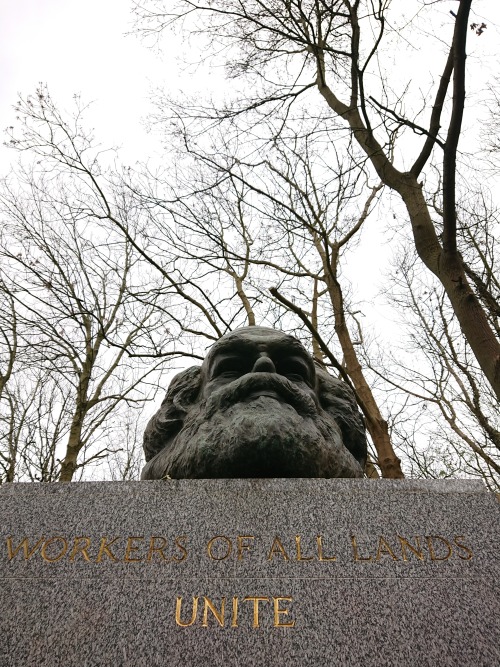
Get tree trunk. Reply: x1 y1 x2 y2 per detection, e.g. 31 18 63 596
59 358 93 482
320 257 404 478
58 410 86 482
400 179 500 402
311 278 326 364
318 76 500 401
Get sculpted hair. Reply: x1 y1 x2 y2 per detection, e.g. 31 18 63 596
143 366 202 463
315 367 367 469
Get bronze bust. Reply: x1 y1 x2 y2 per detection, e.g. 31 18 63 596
142 327 367 479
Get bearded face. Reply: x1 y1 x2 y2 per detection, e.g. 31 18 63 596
142 327 366 480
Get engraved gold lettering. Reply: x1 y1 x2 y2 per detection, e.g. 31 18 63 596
453 536 473 561
317 535 336 562
173 536 188 562
350 535 372 562
69 537 92 562
231 596 239 628
243 596 270 628
124 536 144 562
175 597 198 627
173 595 296 629
295 535 313 561
6 536 44 561
267 537 289 561
397 535 424 561
202 597 226 627
207 535 232 561
273 597 295 628
40 537 69 563
237 536 254 560
375 536 399 561
426 536 452 561
147 536 169 562
96 537 120 562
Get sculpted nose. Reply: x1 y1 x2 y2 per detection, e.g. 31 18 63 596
252 355 276 373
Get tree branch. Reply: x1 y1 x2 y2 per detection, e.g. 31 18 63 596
442 0 472 253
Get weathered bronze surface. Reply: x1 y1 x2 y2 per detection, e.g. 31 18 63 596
141 327 367 479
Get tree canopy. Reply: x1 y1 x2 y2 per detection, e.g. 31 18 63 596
1 1 498 486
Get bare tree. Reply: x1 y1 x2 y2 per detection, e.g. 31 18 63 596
133 0 500 401
131 114 403 476
377 249 499 489
4 50 497 483
1 371 69 482
1 87 286 482
0 276 17 403
0 196 168 480
0 88 208 482
365 184 499 488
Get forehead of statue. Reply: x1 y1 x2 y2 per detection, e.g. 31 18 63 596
203 327 314 374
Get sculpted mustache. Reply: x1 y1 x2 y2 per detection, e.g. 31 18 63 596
204 373 317 418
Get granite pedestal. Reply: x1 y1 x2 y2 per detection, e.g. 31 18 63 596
1 479 498 666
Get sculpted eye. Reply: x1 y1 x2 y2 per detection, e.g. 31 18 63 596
212 356 250 379
277 357 311 384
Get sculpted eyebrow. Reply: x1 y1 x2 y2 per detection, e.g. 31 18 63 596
211 340 255 358
269 342 310 362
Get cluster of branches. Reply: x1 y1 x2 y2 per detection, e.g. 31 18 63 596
0 89 209 482
129 0 499 483
134 0 499 395
2 1 499 485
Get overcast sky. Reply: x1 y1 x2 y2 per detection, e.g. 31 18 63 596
0 0 168 168
1 1 498 166
1 0 498 306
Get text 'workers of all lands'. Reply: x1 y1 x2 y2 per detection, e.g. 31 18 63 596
4 532 473 564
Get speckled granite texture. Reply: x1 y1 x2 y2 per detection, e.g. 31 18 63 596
1 479 498 666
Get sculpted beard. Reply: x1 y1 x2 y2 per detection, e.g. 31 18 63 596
161 373 362 478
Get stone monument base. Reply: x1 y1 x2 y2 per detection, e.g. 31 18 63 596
1 479 498 666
